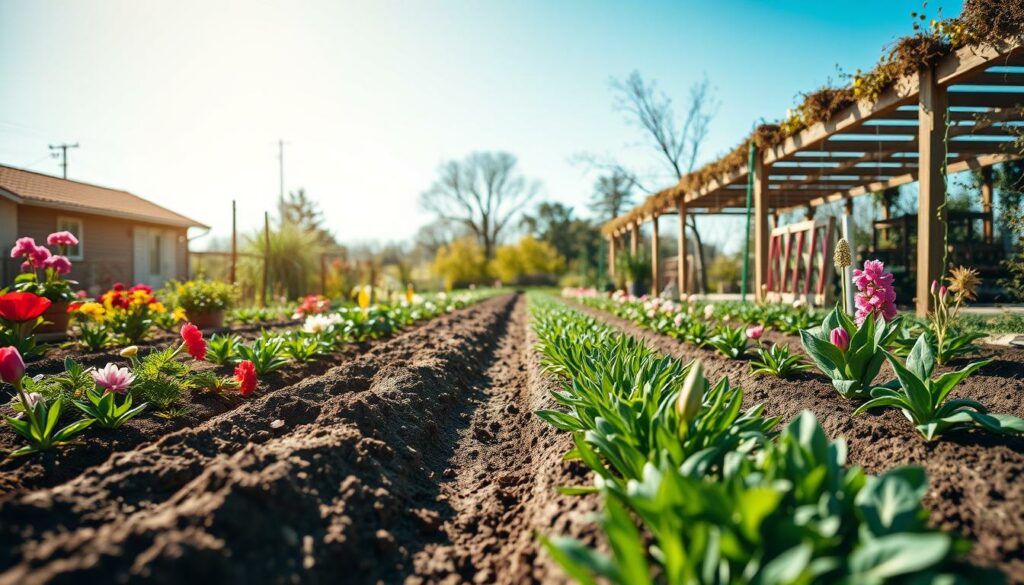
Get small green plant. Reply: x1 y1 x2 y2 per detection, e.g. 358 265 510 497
800 307 900 399
855 335 1024 441
236 333 289 375
188 371 237 394
708 324 749 359
206 333 241 366
168 279 239 312
749 343 811 378
74 389 148 429
76 322 112 351
684 320 713 348
130 347 191 415
4 395 94 456
282 334 326 362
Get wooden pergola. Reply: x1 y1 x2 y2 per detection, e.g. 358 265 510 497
604 39 1024 315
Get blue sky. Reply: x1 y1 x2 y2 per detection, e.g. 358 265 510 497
0 0 961 249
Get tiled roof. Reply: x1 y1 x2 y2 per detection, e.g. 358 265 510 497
0 164 208 228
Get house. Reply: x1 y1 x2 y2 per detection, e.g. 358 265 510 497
0 164 208 294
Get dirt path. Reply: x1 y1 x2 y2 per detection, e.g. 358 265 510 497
569 299 1024 580
0 294 596 585
407 295 599 585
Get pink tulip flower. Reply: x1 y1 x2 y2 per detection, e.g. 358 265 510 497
830 327 850 352
92 363 136 394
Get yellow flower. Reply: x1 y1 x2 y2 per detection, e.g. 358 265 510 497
405 284 415 304
77 302 106 320
150 302 167 314
172 307 187 322
358 286 371 310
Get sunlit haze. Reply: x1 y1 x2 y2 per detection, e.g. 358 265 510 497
0 0 953 248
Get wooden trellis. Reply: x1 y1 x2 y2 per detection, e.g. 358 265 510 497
765 217 835 307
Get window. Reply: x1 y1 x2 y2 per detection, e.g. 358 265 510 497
56 217 84 260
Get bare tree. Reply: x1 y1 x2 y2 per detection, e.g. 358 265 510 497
610 71 718 293
589 171 635 221
420 151 540 260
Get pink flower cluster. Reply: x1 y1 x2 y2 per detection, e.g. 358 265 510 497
9 234 76 275
853 259 897 326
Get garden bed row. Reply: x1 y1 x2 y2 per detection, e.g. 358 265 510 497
568 296 1024 579
0 293 599 584
0 297 487 496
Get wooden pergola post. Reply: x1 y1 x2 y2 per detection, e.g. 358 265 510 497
630 222 639 257
981 166 994 244
676 199 687 296
916 66 948 317
753 154 770 301
607 234 617 279
651 214 660 296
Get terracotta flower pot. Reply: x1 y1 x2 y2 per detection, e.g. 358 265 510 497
35 300 70 335
186 309 225 330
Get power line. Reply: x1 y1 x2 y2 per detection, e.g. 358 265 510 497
49 142 79 179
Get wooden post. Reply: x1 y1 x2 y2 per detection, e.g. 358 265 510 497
916 66 947 317
262 211 270 308
630 222 639 256
607 235 616 279
841 198 856 316
804 205 814 221
981 166 994 244
677 199 687 296
651 214 660 296
753 154 770 302
230 200 237 283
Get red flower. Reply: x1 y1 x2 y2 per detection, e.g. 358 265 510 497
234 360 257 396
0 292 52 323
130 283 153 294
179 322 206 361
67 301 84 313
111 282 125 291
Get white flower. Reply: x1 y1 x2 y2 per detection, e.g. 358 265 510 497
303 313 342 334
703 305 714 320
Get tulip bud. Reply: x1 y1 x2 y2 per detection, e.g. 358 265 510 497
676 361 706 425
930 280 938 293
119 345 139 358
830 327 850 352
0 346 26 386
746 325 764 340
939 286 948 299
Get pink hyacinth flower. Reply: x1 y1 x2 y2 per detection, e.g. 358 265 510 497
10 237 37 259
852 259 898 326
44 255 72 274
92 363 136 394
47 231 79 247
28 245 51 269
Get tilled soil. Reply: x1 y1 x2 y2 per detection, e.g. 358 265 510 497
571 300 1024 580
0 294 597 584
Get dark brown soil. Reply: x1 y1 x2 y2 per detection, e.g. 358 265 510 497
0 294 598 584
571 300 1024 581
0 325 360 495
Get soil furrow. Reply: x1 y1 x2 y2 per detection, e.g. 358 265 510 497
569 299 1024 580
406 295 600 585
0 295 515 584
0 294 598 585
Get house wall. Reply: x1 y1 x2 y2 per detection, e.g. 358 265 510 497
0 198 17 285
7 205 189 295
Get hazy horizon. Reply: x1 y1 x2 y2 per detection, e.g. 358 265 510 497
0 0 956 252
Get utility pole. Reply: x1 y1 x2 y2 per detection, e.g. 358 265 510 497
49 143 79 179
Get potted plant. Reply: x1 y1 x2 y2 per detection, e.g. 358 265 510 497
170 279 238 329
8 233 80 335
